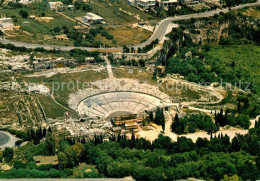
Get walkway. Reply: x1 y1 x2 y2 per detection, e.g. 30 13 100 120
104 56 114 79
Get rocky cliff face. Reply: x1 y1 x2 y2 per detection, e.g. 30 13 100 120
187 21 230 45
171 11 259 46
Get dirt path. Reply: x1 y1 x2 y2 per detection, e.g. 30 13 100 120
56 11 77 23
25 66 106 78
104 56 114 79
51 92 71 111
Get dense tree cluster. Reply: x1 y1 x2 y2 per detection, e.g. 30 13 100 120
171 113 219 134
221 0 257 7
123 39 159 53
167 5 197 16
215 108 251 129
1 123 260 180
154 107 165 125
3 147 14 163
63 126 260 180
19 10 28 18
74 0 92 11
67 26 113 47
6 2 24 9
109 57 145 67
162 11 260 98
214 92 259 128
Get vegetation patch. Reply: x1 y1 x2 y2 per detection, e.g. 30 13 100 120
113 68 156 85
95 26 151 47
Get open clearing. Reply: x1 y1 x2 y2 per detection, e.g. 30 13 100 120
239 6 260 18
13 69 108 119
95 26 152 47
113 68 156 85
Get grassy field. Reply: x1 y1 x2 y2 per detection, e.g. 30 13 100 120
113 68 157 85
238 6 260 18
95 26 151 46
8 35 74 46
113 68 211 101
37 95 72 119
0 3 76 34
82 0 154 25
17 70 108 110
0 2 76 45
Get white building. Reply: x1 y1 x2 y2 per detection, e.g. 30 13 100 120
130 0 178 10
47 1 64 10
83 13 104 24
0 18 14 30
18 0 41 5
157 0 178 8
135 0 156 10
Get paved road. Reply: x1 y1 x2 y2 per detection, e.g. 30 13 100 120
0 2 259 51
0 38 123 52
132 1 260 49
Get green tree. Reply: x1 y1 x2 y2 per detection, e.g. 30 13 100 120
45 132 56 155
19 10 28 18
53 27 61 33
162 115 165 132
235 114 250 129
58 152 68 169
3 147 14 162
155 107 164 125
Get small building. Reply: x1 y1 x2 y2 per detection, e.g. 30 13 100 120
48 1 64 10
125 123 139 130
22 21 30 24
19 0 39 4
112 127 122 133
13 25 21 31
0 18 14 30
135 0 156 10
29 15 36 19
157 0 178 8
66 5 75 9
83 13 104 24
73 25 89 33
85 57 95 63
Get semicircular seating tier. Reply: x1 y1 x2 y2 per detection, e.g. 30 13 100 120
68 79 172 118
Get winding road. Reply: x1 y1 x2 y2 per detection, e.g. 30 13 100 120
132 1 260 48
0 2 259 51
